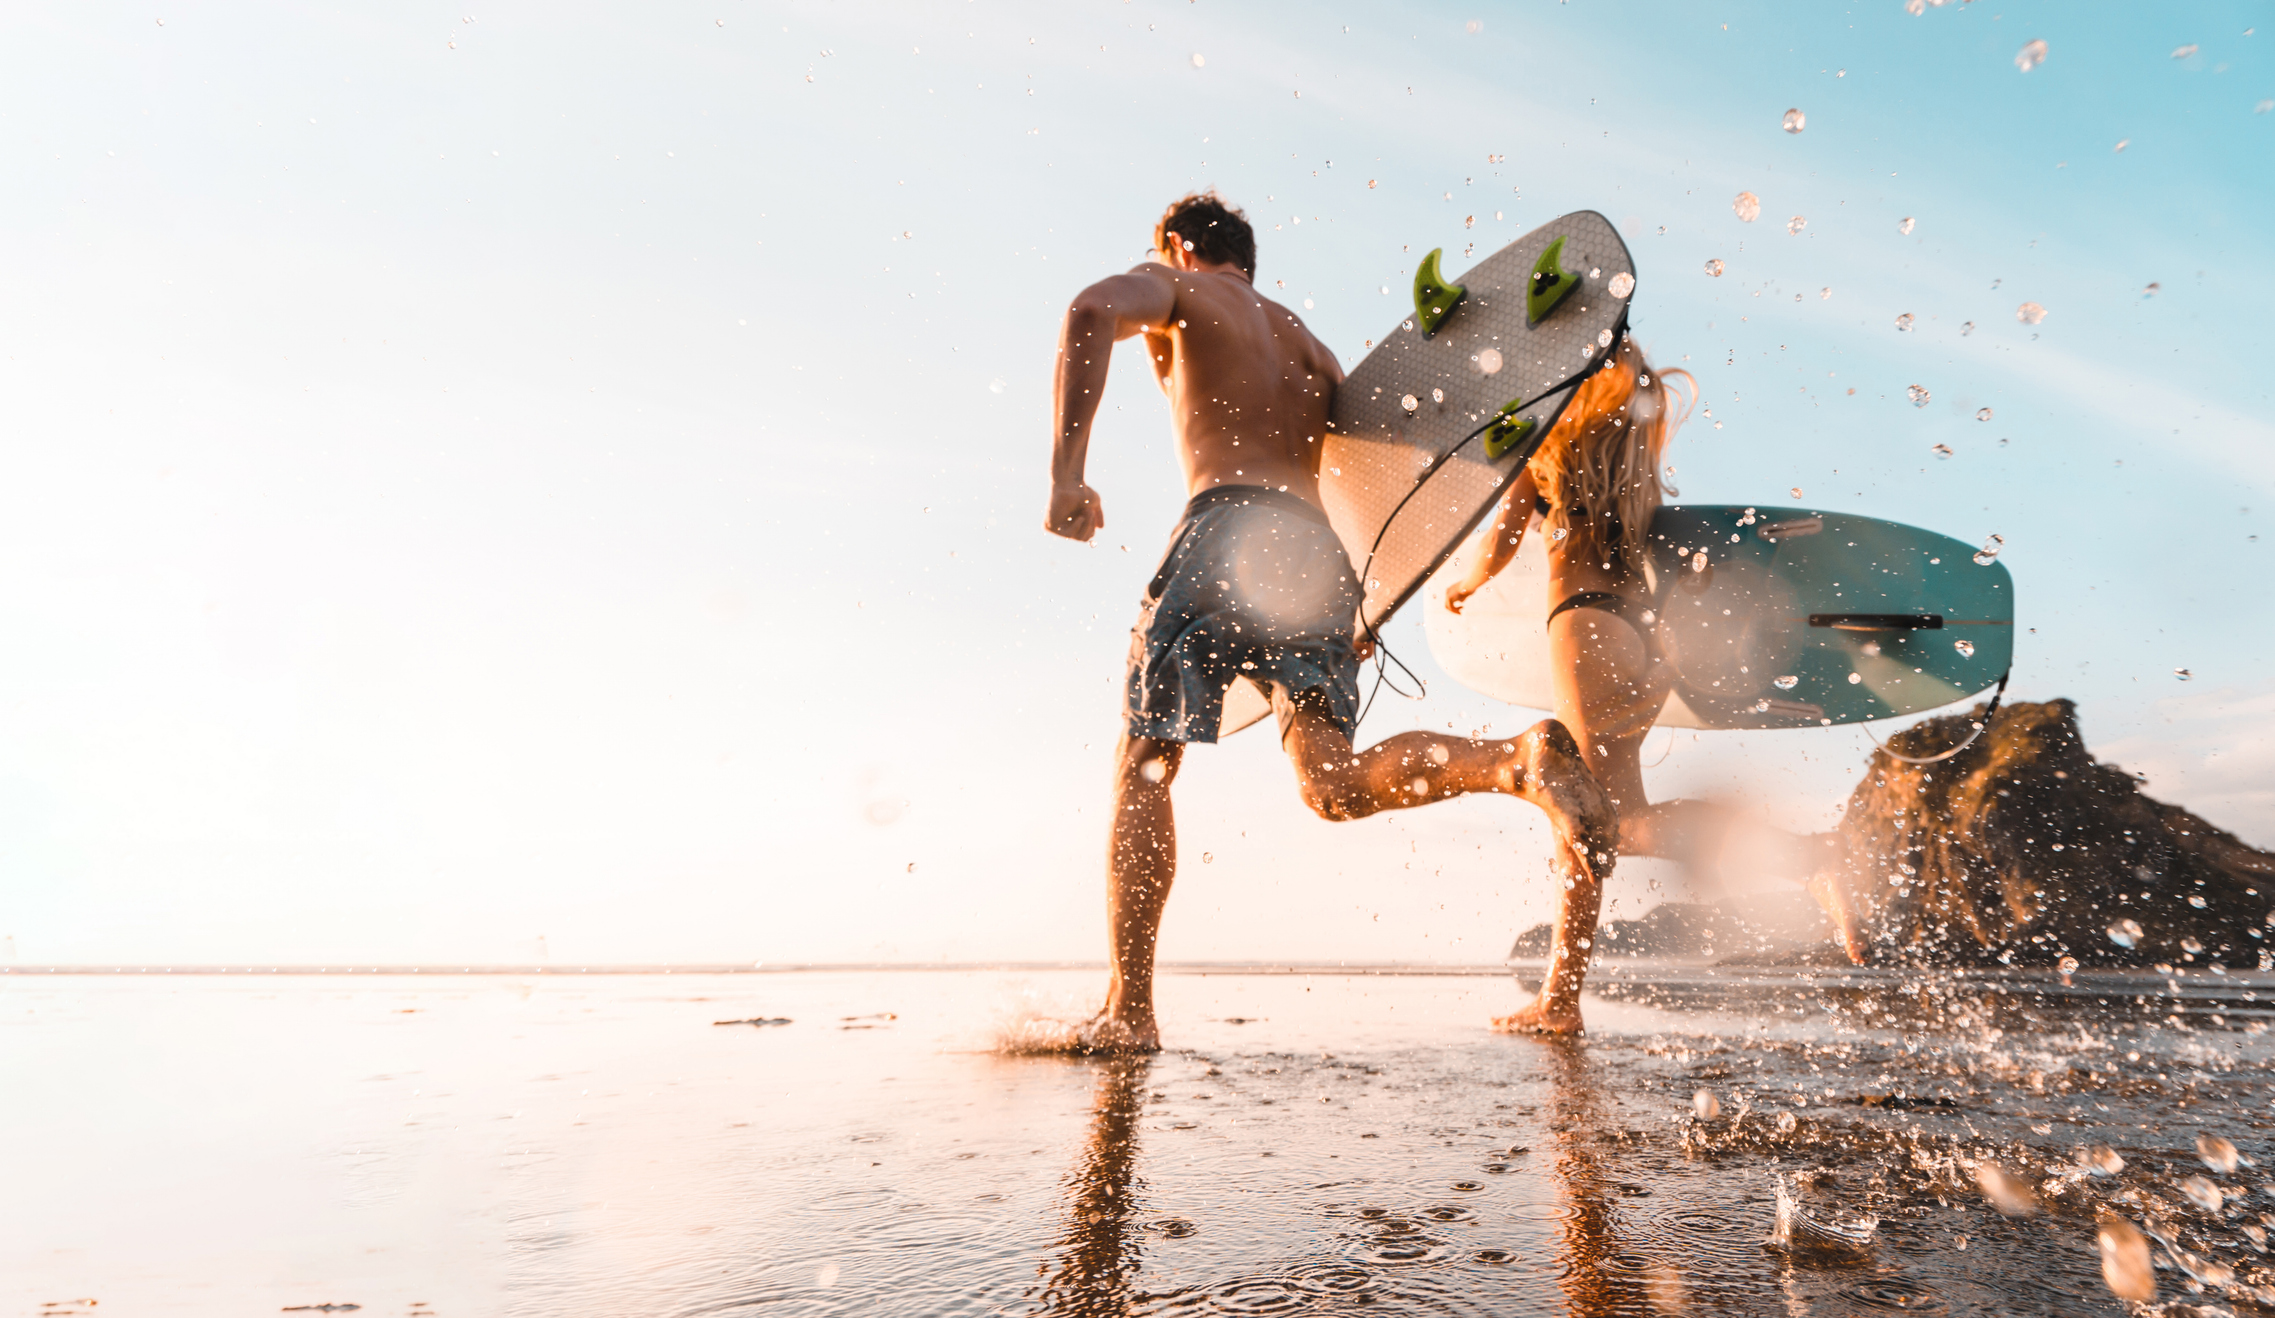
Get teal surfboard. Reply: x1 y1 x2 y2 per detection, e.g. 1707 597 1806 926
1425 506 2013 729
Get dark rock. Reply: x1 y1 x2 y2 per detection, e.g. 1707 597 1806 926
1831 697 2272 966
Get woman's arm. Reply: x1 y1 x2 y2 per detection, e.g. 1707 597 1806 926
1444 468 1540 614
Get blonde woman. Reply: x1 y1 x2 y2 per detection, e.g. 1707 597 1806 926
1444 339 1867 964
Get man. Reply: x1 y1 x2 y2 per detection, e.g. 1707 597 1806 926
1044 192 1617 1050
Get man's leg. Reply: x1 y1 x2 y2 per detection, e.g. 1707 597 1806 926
1079 733 1184 1053
1278 705 1616 1034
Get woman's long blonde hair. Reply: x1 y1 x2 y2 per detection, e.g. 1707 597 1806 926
1526 337 1696 576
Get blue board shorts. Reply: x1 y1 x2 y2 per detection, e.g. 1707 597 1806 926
1125 485 1362 744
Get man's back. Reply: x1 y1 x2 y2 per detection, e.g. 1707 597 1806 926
1137 266 1341 506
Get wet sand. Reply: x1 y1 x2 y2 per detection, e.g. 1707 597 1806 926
4 965 2272 1315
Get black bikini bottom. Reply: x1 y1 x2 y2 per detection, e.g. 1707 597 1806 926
1546 590 1663 666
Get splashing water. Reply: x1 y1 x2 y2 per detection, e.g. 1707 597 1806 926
1790 487 1804 499
1976 407 1994 421
1733 192 1760 222
2016 301 2048 325
1895 313 1914 332
2144 282 2161 296
1960 320 1975 336
2178 1175 2224 1212
1932 443 1954 459
2172 43 2199 59
1400 394 1418 412
1787 215 1807 234
2107 918 2143 948
1692 1088 1720 1119
2183 936 2205 954
2098 1215 2157 1303
1773 675 1799 690
1771 1177 1878 1253
2199 1135 2242 1175
1476 347 1503 374
1973 534 2003 565
1908 384 1931 407
1608 271 1635 298
1953 639 1975 658
2015 39 2049 72
1898 216 1916 235
1782 108 1806 133
2083 1145 2127 1175
1976 1162 2039 1217
1704 258 1725 277
2176 668 2193 681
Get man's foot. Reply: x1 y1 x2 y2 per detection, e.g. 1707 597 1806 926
1492 996 1585 1035
1514 720 1619 873
1805 869 1871 966
1073 1012 1162 1055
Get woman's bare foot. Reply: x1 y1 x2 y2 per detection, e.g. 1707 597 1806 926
1073 1012 1162 1055
1492 996 1585 1035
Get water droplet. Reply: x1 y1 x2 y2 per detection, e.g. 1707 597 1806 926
2189 894 2208 908
1898 216 1917 236
1788 215 1807 234
2098 1216 2155 1302
988 378 1006 394
1704 258 1725 277
1847 672 1863 685
1977 1162 2039 1217
716 17 725 25
2179 1175 2224 1211
1431 388 1445 404
2172 43 2199 59
2175 667 2193 681
2058 955 2079 974
1932 443 1954 458
1972 535 2003 565
2084 1145 2127 1174
1895 313 1915 332
1201 851 1214 863
2015 39 2049 73
1608 271 1635 298
1954 639 1975 657
1690 550 1707 573
2107 918 2143 948
1773 675 1799 690
1476 348 1504 375
1303 298 1314 309
1692 1089 1720 1119
1400 394 1419 412
2183 936 2205 954
2199 1135 2241 1174
1907 383 1931 407
1732 191 1760 222
2016 301 2048 325
1821 287 1833 300
1140 758 1169 784
1782 108 1806 134
1776 1110 1799 1134
1550 527 1568 542
1790 487 1804 499
1191 53 1206 67
1960 320 1975 336
1463 214 1475 230
1408 777 1430 796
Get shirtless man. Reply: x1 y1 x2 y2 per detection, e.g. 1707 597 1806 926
1043 192 1619 1050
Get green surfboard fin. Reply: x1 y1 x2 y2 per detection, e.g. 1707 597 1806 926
1481 400 1538 460
1411 248 1466 338
1526 236 1578 326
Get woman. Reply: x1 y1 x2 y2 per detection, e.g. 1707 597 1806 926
1443 339 1866 963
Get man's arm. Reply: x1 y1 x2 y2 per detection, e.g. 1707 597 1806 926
1046 269 1178 541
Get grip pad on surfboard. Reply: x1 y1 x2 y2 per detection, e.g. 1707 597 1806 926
1411 249 1466 338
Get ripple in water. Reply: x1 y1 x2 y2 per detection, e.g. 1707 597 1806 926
1842 1278 1948 1313
1204 1278 1306 1314
1419 1205 1478 1223
1472 1248 1516 1264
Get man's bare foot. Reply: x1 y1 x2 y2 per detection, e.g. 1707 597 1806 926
1806 870 1871 966
1073 1012 1162 1055
1515 720 1619 870
1492 997 1585 1035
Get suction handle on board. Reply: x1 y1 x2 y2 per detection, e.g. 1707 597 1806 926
1411 249 1466 338
1527 236 1579 326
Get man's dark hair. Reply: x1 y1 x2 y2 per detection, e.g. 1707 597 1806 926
1155 191 1255 279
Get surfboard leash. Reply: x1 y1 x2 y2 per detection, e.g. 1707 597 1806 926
1860 669 2011 766
1347 321 1631 731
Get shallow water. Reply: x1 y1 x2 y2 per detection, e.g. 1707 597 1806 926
5 965 2274 1315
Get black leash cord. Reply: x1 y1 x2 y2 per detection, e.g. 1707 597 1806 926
1861 669 2010 765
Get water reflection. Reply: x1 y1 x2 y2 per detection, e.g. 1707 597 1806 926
1536 1039 1657 1317
1037 1057 1152 1316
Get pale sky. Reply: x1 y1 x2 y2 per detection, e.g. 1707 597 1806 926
1 0 2268 966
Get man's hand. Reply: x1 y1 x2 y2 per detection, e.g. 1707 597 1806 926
1046 482 1104 541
